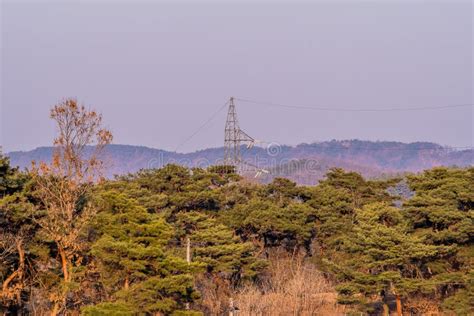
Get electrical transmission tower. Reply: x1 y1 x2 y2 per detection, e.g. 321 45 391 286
224 97 255 170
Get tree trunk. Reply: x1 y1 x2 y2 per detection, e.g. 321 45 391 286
57 244 69 282
16 241 25 315
396 295 403 316
1 240 25 301
52 244 69 315
382 303 389 316
229 297 234 316
2 270 19 295
124 275 129 290
50 303 59 316
186 237 191 264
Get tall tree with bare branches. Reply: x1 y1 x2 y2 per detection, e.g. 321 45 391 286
31 99 112 315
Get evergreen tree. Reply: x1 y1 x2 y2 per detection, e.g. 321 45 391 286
308 168 394 257
328 202 457 313
175 211 266 280
222 198 316 250
404 167 474 314
86 190 200 315
0 154 35 313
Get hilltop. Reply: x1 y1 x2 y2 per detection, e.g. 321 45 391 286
7 140 473 184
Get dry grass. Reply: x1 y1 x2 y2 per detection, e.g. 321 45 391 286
403 296 442 316
233 251 346 316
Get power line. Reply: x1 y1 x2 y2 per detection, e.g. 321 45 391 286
173 97 474 154
174 101 229 152
235 97 474 112
290 145 474 151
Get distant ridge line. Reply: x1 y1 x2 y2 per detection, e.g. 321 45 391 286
6 142 474 156
235 97 474 112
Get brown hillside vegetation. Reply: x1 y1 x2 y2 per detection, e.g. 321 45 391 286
7 141 474 185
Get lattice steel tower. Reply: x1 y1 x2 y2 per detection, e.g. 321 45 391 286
224 97 254 168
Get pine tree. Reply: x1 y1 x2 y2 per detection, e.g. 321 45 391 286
404 167 474 314
87 190 200 315
0 154 34 313
175 211 266 280
328 202 456 313
221 197 316 251
307 168 394 257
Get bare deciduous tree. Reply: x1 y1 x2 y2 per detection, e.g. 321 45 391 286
31 99 112 315
0 234 25 310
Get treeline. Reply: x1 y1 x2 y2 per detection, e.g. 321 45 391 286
1 101 473 315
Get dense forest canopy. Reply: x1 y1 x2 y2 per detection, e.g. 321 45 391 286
1 101 473 315
1 153 473 315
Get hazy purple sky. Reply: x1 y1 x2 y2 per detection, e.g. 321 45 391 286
1 1 473 153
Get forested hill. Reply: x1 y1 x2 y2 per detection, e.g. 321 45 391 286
7 140 473 184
